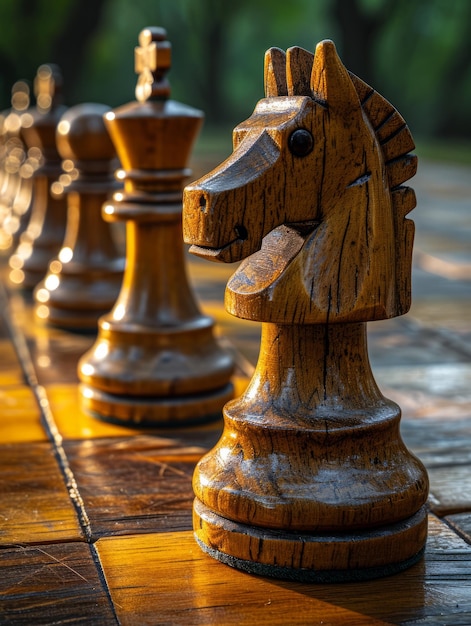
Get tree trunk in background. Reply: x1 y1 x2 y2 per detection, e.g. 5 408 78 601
51 0 108 104
333 0 394 87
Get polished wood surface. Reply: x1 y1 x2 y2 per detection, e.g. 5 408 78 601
78 28 234 425
33 102 124 329
1 213 471 622
0 188 471 621
183 40 428 580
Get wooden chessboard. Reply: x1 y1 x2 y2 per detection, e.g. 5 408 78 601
1 244 471 625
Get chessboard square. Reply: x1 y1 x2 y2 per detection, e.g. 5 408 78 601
428 465 471 516
97 516 471 626
46 383 147 440
446 512 471 545
0 385 46 443
46 382 232 441
0 542 115 624
298 516 471 623
94 531 400 625
25 326 95 386
63 435 215 539
0 338 24 385
0 442 84 545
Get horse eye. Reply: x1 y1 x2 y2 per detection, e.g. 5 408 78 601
288 129 314 157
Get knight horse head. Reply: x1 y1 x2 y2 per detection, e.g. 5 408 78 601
183 40 417 324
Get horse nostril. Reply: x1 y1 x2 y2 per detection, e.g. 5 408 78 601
234 224 248 241
199 194 207 212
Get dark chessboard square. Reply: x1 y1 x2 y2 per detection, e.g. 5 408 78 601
0 442 84 545
0 542 116 625
63 435 208 539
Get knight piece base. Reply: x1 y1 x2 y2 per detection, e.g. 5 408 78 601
79 382 234 427
193 499 428 583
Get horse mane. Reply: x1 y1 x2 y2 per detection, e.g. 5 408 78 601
264 43 416 315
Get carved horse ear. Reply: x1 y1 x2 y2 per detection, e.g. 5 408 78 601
287 47 314 96
264 48 287 97
310 39 360 110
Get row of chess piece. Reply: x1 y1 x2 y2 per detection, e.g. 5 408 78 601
0 28 234 426
0 27 430 583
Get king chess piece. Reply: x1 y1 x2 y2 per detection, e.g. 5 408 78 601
33 103 124 330
183 40 429 581
78 27 234 425
9 65 67 289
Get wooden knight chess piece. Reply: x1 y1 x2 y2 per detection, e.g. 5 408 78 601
8 65 68 289
183 40 429 581
33 103 124 330
78 27 234 425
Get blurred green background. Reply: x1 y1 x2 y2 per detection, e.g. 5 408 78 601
1 0 470 161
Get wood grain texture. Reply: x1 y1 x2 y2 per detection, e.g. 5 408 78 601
0 542 116 625
0 38 469 622
63 433 220 539
96 515 471 626
184 39 427 579
97 531 392 626
0 442 83 544
446 513 471 544
0 226 469 622
77 28 234 425
194 323 428 532
184 41 417 323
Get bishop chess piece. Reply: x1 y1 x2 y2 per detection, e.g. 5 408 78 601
183 40 429 581
9 65 67 289
78 27 234 425
33 103 124 330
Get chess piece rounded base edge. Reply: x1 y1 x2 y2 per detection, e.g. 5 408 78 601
79 382 234 426
193 499 428 582
34 304 111 332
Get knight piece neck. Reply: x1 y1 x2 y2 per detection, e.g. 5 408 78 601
244 322 387 421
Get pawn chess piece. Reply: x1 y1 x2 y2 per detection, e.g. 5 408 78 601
33 103 124 330
78 27 234 425
183 41 429 581
8 65 67 289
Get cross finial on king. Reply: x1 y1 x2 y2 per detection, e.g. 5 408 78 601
135 27 171 102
